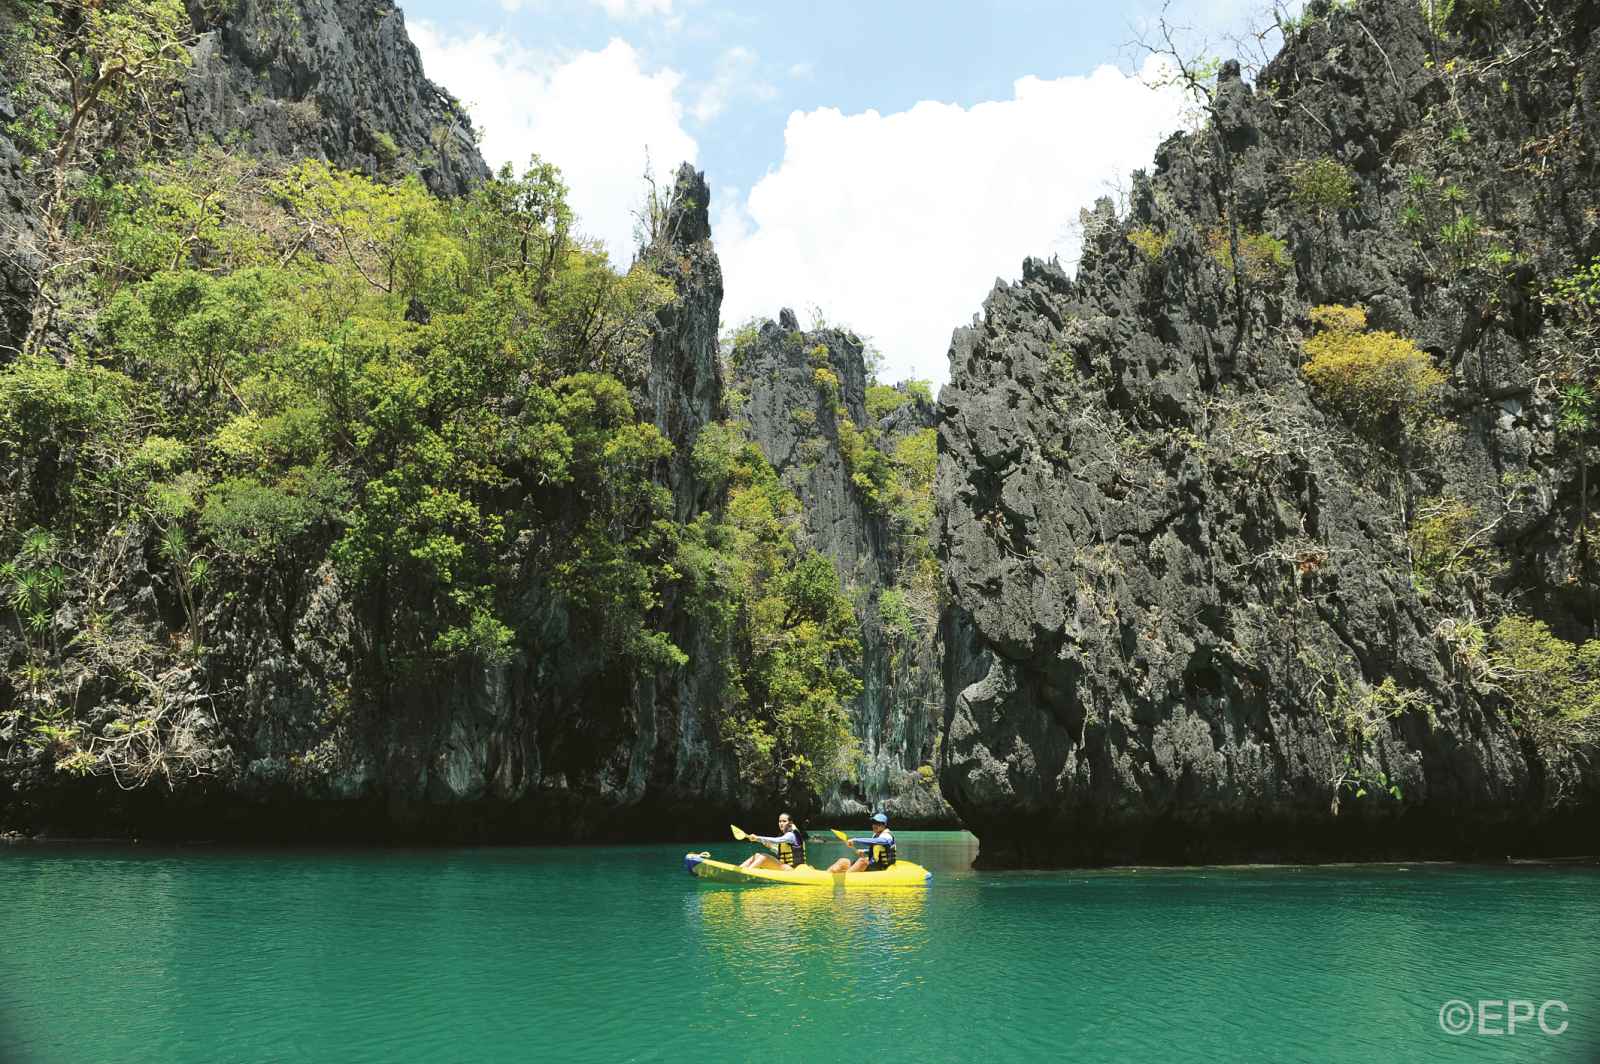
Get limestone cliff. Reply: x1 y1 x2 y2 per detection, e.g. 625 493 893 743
0 165 741 841
182 0 487 196
938 0 1600 864
1 0 487 358
732 314 953 823
0 0 739 841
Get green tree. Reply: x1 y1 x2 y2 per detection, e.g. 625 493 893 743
688 422 863 797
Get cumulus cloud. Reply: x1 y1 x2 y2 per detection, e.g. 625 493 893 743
716 58 1189 388
413 20 1190 388
413 23 697 264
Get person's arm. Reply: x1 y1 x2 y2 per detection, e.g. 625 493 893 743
751 830 795 847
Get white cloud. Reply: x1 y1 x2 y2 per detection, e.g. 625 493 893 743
591 0 672 17
413 22 1189 389
716 58 1188 388
692 46 775 124
412 24 697 265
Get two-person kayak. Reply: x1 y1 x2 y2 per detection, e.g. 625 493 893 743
683 852 932 886
685 813 932 886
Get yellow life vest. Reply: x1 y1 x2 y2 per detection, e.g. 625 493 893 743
868 838 896 869
776 835 805 867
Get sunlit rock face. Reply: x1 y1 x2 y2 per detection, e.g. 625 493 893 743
182 0 488 197
937 0 1600 866
733 315 954 824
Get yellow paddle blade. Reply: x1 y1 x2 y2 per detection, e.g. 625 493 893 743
831 828 850 842
731 824 749 841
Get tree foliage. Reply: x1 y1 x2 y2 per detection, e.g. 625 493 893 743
0 145 767 780
687 422 862 796
1488 616 1600 752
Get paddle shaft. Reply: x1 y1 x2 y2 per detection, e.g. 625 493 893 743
731 824 778 854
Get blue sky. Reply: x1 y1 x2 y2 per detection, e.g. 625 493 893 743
403 0 1272 385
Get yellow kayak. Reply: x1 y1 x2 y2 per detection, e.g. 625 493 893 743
683 852 932 887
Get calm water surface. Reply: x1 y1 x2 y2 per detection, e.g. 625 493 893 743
2 832 1596 1062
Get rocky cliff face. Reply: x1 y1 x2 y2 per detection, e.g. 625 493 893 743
629 165 741 827
0 166 739 842
0 88 38 359
732 316 953 822
182 0 487 196
0 0 743 841
1 0 487 358
938 0 1600 864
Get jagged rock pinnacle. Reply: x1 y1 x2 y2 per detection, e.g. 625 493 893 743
664 163 712 246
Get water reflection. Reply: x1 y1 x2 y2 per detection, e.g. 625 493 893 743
691 883 929 943
683 884 933 1032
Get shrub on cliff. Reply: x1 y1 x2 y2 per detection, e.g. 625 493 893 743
1408 495 1502 593
1487 616 1600 754
1542 257 1600 379
1288 157 1356 215
866 384 908 420
1207 227 1291 283
1127 227 1171 262
1301 304 1443 431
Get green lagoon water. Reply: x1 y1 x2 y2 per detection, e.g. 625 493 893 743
2 831 1596 1062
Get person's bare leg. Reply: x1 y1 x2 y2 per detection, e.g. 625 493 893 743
743 853 785 871
827 857 850 873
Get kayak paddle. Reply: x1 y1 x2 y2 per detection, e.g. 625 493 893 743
831 828 861 852
732 824 777 853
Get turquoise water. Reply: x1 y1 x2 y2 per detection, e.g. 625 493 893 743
2 832 1596 1062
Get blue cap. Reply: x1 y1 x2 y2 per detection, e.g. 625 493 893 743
871 812 889 824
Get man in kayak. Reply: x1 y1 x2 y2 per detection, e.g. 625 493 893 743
739 813 807 870
827 812 895 873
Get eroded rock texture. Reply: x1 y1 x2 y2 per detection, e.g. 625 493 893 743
182 0 487 196
0 89 37 358
938 0 1600 865
733 317 953 823
1 0 487 359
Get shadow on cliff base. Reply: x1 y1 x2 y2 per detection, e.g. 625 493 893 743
0 775 963 845
1 779 761 845
965 806 1600 869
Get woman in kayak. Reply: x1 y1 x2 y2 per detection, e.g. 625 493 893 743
739 813 808 870
827 812 895 873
